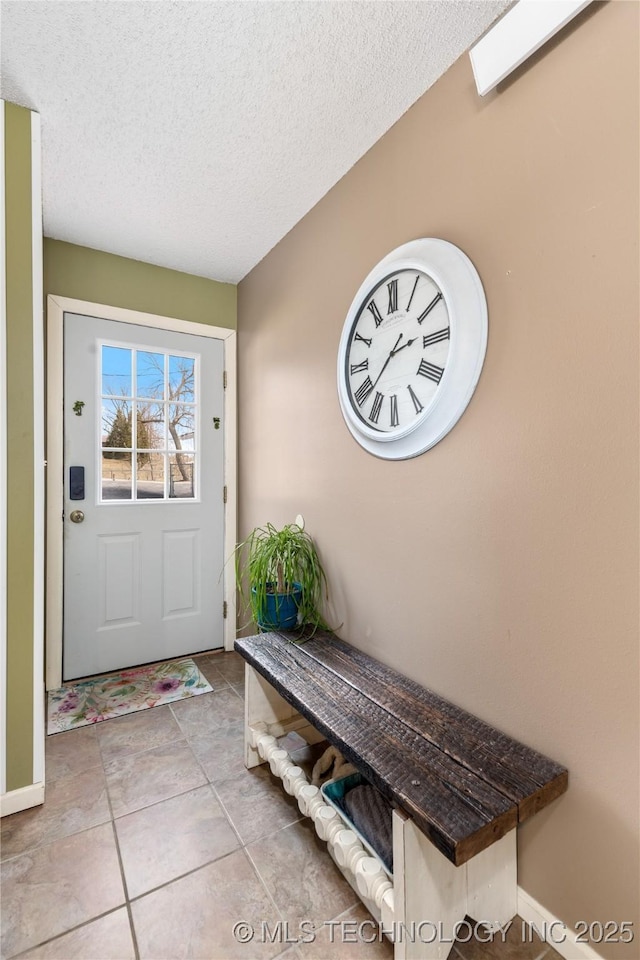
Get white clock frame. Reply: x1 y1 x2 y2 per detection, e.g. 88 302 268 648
337 238 488 460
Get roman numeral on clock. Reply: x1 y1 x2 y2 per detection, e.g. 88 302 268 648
354 332 372 347
417 292 443 324
369 391 383 424
354 376 374 406
423 327 450 348
367 300 384 327
407 384 424 414
387 279 398 314
390 394 399 427
417 359 444 384
406 275 420 312
350 359 369 375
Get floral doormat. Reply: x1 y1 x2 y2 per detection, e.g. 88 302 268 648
47 657 212 734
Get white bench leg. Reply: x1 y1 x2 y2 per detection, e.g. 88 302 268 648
466 829 517 926
393 811 466 960
392 812 517 960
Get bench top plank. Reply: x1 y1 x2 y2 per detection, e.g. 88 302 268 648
235 630 567 865
292 630 568 823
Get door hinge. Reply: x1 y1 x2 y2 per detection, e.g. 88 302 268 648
223 485 228 504
223 600 228 619
223 370 227 390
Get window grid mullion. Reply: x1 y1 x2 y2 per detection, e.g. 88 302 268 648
164 354 169 499
132 348 138 500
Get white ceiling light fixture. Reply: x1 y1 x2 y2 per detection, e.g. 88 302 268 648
470 0 593 97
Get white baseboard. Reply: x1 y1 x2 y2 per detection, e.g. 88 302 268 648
518 886 604 960
0 780 44 817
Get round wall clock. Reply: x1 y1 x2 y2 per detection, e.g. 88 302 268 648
336 238 488 460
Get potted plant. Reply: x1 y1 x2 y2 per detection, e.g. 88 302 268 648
234 521 330 634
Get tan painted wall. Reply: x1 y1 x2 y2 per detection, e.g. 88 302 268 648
238 1 639 949
44 239 236 329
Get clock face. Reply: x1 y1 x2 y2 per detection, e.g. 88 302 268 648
337 239 488 460
344 268 450 440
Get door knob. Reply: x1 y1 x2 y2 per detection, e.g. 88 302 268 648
69 510 85 524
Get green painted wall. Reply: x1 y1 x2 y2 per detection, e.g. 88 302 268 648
44 240 236 329
4 102 36 791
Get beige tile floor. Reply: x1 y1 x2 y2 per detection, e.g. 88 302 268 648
1 651 563 960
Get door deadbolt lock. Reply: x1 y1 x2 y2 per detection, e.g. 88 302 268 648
69 510 85 524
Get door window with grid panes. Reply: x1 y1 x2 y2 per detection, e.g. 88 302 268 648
100 344 199 501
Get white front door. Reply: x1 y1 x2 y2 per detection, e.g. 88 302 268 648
62 312 225 681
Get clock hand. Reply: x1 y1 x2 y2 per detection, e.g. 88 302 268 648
370 334 403 390
391 337 418 356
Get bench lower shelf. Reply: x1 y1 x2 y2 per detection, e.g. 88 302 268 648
244 663 518 960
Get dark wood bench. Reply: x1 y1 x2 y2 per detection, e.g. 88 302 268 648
235 629 568 960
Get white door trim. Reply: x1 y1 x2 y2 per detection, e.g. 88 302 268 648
46 294 237 691
31 115 44 781
0 101 6 796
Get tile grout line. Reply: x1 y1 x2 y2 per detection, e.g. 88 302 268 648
208 773 270 850
236 844 289 931
175 731 260 861
100 736 188 770
240 817 362 942
3 906 132 960
107 767 210 820
107 812 140 960
241 829 363 953
203 745 306 927
0 810 112 866
0 759 111 863
209 774 305 850
101 738 210 820
121 847 273 914
91 744 141 960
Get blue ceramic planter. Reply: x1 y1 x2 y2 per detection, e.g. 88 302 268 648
254 583 302 631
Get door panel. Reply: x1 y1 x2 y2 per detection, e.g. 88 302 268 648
63 313 224 681
162 529 200 618
98 533 140 627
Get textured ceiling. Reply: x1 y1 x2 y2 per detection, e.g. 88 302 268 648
1 1 509 283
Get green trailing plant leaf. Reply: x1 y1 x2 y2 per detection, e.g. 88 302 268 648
234 522 331 636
